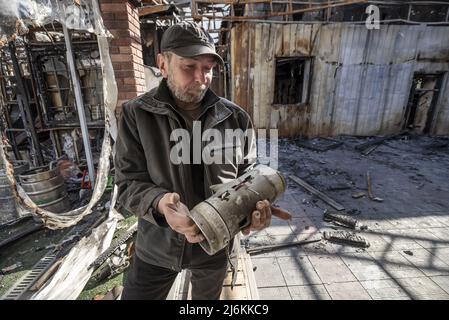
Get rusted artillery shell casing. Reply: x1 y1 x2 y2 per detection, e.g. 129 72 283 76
189 164 287 255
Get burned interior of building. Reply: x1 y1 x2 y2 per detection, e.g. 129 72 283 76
0 24 108 223
0 0 449 302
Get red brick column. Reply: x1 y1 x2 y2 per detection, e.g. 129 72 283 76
99 0 146 113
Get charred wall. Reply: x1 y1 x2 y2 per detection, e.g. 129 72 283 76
231 23 449 137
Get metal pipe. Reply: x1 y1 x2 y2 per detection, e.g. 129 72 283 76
24 43 45 130
0 98 21 160
246 238 321 254
8 42 44 166
194 0 368 20
36 124 104 131
198 18 449 25
27 41 98 46
61 23 95 188
191 0 449 23
49 130 62 159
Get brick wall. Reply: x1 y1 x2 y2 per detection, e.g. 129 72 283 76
99 0 146 113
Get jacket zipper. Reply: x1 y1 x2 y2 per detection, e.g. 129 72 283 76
167 114 189 271
152 98 192 205
202 115 233 198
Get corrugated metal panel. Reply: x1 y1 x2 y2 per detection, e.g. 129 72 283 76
415 26 449 135
247 23 256 126
230 23 251 113
259 23 274 129
252 23 262 128
230 23 449 137
418 26 449 61
355 25 416 135
313 25 341 137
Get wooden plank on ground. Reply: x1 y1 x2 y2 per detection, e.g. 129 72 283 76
289 175 345 211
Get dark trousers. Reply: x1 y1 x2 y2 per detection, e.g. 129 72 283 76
121 243 229 300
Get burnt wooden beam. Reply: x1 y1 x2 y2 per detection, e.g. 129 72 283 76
355 130 408 152
289 175 345 211
246 238 321 255
138 4 173 16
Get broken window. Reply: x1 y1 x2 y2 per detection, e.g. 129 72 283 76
273 57 311 106
404 73 444 134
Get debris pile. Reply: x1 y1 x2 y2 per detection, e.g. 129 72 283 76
323 231 370 248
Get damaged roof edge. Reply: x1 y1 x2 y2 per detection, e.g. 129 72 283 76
0 0 112 45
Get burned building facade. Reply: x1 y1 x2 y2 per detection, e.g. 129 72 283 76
231 22 449 137
209 1 449 137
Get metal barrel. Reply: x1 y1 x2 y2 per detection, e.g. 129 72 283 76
19 166 71 213
0 161 31 224
0 169 19 224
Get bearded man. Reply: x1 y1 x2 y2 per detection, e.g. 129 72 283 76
114 22 289 300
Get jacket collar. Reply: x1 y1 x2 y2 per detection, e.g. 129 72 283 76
138 79 232 126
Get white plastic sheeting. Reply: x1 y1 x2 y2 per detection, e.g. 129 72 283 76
0 0 109 43
0 0 118 229
0 1 121 299
30 188 121 300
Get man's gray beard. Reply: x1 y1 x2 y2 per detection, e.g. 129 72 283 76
167 74 207 104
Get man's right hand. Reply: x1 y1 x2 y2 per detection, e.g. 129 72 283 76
157 193 205 244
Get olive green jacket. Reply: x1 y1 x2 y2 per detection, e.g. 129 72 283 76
114 79 256 271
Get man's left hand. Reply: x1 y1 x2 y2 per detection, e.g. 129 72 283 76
241 200 292 235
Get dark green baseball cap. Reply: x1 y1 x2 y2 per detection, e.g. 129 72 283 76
160 21 224 65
